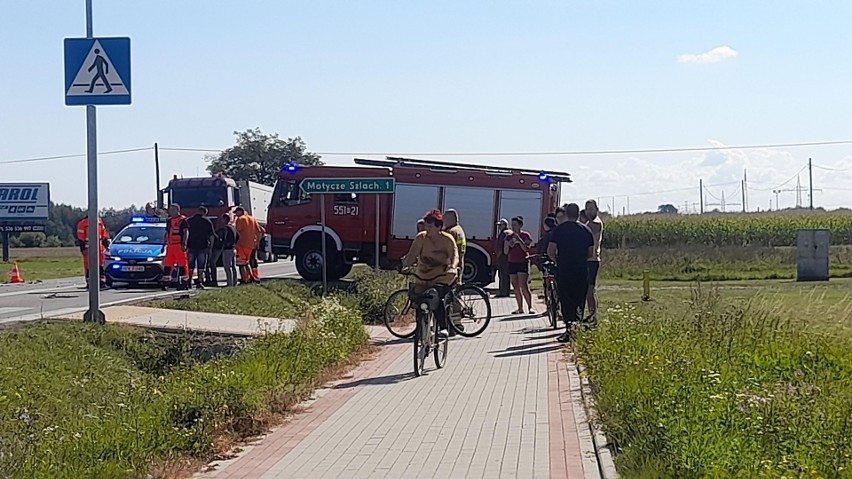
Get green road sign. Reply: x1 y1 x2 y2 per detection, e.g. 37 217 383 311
299 178 395 194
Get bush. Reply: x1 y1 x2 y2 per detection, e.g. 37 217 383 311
340 269 407 324
0 297 368 478
43 235 62 248
9 232 46 248
576 287 852 477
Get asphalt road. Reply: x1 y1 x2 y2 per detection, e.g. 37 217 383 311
0 260 300 324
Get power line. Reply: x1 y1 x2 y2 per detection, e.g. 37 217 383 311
307 139 852 157
748 164 808 191
158 139 852 157
0 147 152 166
812 163 852 172
159 147 222 153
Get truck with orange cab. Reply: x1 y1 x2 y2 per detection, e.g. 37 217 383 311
266 157 570 285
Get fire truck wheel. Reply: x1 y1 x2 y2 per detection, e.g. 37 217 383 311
295 242 340 281
463 251 490 286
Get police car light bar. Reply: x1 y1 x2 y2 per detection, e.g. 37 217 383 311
130 216 163 223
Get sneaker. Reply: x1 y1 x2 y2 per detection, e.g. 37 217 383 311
438 329 449 340
529 308 536 315
557 332 573 343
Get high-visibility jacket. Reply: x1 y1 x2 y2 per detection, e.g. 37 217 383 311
76 217 108 249
166 215 188 245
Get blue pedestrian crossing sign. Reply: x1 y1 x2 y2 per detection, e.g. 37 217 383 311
64 37 131 106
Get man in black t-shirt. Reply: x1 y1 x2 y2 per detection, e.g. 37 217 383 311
186 206 217 289
547 203 594 343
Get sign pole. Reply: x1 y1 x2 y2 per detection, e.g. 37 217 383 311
320 194 327 295
84 0 102 323
1 232 9 263
375 194 380 269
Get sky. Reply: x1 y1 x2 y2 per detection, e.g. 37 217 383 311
2 1 852 214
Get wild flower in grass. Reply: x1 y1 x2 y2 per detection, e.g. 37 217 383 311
18 413 29 424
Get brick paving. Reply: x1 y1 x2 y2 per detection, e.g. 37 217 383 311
198 296 596 479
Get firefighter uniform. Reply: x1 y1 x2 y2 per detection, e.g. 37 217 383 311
76 217 108 286
163 214 190 286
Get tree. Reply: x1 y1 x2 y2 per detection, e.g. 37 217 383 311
206 129 323 186
657 204 679 214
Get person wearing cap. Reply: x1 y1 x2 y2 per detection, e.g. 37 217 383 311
494 218 511 297
401 209 459 339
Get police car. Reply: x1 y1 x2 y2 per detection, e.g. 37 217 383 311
105 216 167 286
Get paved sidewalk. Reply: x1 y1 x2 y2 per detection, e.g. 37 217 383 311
62 305 296 336
198 296 598 479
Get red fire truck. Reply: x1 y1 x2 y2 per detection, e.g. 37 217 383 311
267 157 571 285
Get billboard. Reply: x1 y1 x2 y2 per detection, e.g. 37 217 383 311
0 183 50 222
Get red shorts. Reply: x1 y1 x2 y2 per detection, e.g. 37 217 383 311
164 245 188 270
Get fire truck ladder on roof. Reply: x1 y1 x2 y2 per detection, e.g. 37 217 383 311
353 157 572 183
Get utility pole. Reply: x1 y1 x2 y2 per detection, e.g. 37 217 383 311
808 158 814 210
773 190 781 210
743 169 749 211
741 180 746 213
154 142 161 203
627 196 630 215
699 179 704 214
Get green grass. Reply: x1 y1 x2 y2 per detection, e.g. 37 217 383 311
3 248 83 282
0 294 368 477
155 280 318 319
159 270 407 325
576 279 852 477
597 245 852 282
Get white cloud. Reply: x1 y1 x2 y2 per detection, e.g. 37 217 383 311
678 46 738 64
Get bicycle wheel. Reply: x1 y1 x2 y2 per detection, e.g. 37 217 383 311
547 285 560 330
384 289 416 339
449 284 492 338
413 311 429 377
434 307 448 369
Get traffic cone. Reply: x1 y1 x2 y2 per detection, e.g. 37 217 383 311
9 262 23 284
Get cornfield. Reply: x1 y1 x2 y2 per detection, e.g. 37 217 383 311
604 211 852 248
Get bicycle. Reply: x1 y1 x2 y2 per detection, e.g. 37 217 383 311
384 282 492 339
532 254 560 330
409 285 450 377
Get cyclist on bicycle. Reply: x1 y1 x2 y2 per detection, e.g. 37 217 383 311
401 209 460 339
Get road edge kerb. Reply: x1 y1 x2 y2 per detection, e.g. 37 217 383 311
565 359 603 479
577 363 619 479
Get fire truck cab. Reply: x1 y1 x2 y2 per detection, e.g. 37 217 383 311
267 158 570 285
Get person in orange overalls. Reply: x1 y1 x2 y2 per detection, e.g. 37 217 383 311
76 216 109 289
234 207 264 284
162 204 190 289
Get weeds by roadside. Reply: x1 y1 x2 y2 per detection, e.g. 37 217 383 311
576 285 852 477
0 291 368 478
